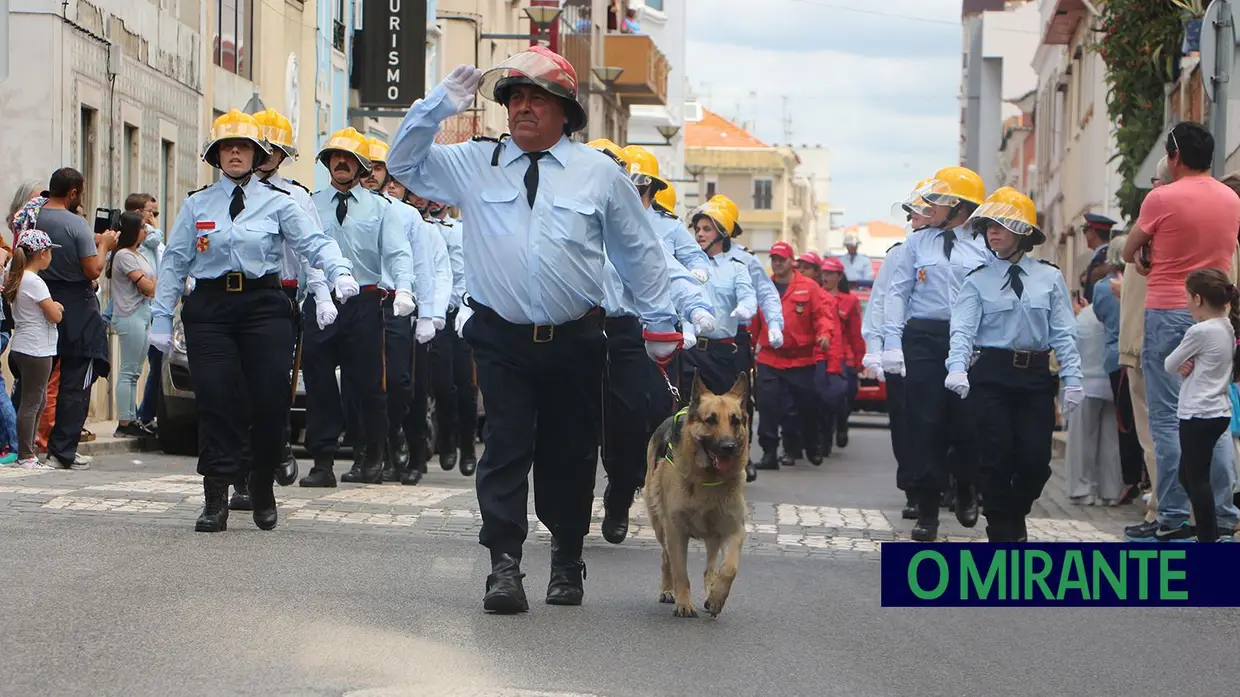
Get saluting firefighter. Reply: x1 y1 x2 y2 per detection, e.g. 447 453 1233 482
150 110 356 532
819 256 866 450
751 242 836 471
862 180 937 519
946 188 1082 542
297 128 419 488
587 139 719 546
224 108 321 513
622 145 711 281
387 47 681 614
881 167 989 541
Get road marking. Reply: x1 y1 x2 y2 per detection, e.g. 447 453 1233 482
88 474 204 494
0 485 78 496
775 504 893 531
41 495 174 513
320 486 465 507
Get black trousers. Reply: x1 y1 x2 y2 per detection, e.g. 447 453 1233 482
886 372 913 491
602 316 674 498
237 286 302 482
903 318 979 504
735 327 756 449
302 291 387 460
402 336 431 464
1109 369 1146 486
836 366 858 434
45 355 94 464
679 339 742 398
1179 417 1230 542
781 365 848 457
968 349 1057 522
463 303 606 559
429 307 479 450
381 303 415 446
756 363 819 453
181 286 295 480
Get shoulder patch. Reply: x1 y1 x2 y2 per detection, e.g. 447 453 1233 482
288 179 311 194
262 180 291 196
1037 259 1060 269
965 263 987 278
186 185 208 198
885 242 903 253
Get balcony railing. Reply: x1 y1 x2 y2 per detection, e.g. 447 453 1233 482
332 20 346 52
603 33 668 106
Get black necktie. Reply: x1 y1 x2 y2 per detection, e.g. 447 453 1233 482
524 152 546 208
335 191 351 225
1004 264 1024 299
942 229 956 260
229 186 245 221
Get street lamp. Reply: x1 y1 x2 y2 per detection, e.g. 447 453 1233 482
628 124 682 147
591 66 624 89
480 6 563 41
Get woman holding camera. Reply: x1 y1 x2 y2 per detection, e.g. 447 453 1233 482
108 212 157 438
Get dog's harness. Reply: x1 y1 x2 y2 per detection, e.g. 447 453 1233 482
664 408 724 487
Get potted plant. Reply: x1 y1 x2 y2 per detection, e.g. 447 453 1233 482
1171 0 1207 55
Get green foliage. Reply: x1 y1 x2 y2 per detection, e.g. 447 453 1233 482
1094 0 1185 220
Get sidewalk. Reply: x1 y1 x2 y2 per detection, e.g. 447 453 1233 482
73 421 153 458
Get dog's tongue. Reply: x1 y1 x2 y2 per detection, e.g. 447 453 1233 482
711 455 733 471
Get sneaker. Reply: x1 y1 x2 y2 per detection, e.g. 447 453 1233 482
1123 520 1160 542
51 453 91 470
114 422 152 438
1070 494 1096 506
0 448 17 466
16 457 54 470
1215 526 1236 542
1125 520 1195 543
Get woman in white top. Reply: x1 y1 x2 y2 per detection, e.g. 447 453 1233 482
1165 268 1240 542
1064 298 1124 506
3 230 64 468
107 212 157 438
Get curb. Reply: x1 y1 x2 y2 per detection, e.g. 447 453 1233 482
79 435 157 458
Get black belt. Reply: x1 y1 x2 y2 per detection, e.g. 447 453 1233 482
978 347 1050 370
695 337 737 353
196 272 281 293
468 300 602 343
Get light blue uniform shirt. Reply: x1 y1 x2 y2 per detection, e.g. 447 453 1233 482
650 208 710 278
838 252 874 282
265 172 323 286
426 220 452 320
153 177 352 336
861 242 907 356
883 224 989 351
308 184 416 297
437 216 467 310
380 197 437 318
699 253 757 340
723 245 784 331
386 83 677 332
947 254 1082 387
602 243 714 321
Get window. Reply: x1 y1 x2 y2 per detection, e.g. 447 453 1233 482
160 139 174 219
645 0 664 9
213 0 253 78
705 179 717 200
124 125 139 197
333 0 346 52
753 178 773 210
79 106 98 214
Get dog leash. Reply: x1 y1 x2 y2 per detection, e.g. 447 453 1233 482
644 329 683 403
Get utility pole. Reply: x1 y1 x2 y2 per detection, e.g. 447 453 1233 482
1208 0 1234 178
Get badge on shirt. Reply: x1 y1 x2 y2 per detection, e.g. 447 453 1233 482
196 236 210 253
917 268 928 283
795 302 805 315
196 221 215 231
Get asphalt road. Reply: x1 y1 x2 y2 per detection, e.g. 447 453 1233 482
1 418 1236 696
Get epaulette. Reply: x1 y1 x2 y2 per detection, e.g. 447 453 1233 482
471 134 509 144
965 263 987 277
262 180 291 196
366 188 390 203
288 179 311 195
886 242 903 253
655 206 678 220
186 185 208 198
437 218 453 227
730 257 746 266
1037 259 1060 270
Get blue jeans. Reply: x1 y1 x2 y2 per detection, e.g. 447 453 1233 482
1142 309 1240 528
0 333 18 452
137 345 162 423
112 305 152 422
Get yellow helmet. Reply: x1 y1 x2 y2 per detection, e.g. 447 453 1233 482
587 138 629 169
622 145 669 192
362 137 390 165
892 177 936 219
968 186 1043 244
654 182 677 215
691 203 737 238
252 109 297 160
202 109 272 168
317 127 373 173
921 166 985 207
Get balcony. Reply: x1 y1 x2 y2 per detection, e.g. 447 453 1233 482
332 20 346 52
603 34 669 106
1041 0 1088 46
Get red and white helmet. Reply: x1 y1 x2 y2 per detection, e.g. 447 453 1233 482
478 45 588 133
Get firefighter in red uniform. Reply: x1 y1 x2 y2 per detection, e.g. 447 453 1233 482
751 242 836 471
820 256 866 448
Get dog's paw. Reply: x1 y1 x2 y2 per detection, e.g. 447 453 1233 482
704 592 727 618
659 591 675 604
672 603 698 618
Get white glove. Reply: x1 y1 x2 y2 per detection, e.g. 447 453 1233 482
691 269 709 284
862 352 883 375
443 64 483 114
455 305 474 336
334 275 359 303
689 309 716 335
768 326 784 349
149 332 173 355
393 289 416 317
944 371 970 399
681 322 698 351
415 317 436 344
881 348 906 377
730 306 755 322
315 298 338 330
645 340 680 363
432 317 446 331
1061 385 1085 416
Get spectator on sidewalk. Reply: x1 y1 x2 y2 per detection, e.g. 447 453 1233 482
106 212 156 438
1121 122 1240 541
1065 297 1123 505
5 231 63 469
1092 236 1144 502
121 194 164 431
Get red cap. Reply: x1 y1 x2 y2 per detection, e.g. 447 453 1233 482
770 241 794 259
796 251 822 266
821 257 845 273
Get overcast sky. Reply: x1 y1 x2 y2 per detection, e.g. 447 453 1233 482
685 0 964 230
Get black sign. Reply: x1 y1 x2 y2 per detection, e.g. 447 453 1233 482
358 0 428 108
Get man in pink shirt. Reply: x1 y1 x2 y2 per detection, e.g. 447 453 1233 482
1122 121 1240 542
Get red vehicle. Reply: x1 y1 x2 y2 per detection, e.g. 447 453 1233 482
851 257 888 413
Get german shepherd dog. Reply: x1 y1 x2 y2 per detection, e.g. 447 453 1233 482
643 373 749 618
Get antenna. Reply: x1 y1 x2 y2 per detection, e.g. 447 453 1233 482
781 96 793 144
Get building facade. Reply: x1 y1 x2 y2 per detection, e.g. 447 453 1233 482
623 0 684 190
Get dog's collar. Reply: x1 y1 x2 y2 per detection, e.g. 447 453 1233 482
665 408 726 487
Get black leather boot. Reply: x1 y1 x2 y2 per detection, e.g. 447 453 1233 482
483 553 529 614
1013 514 1028 543
381 436 403 483
299 456 337 488
954 481 979 528
357 446 385 484
984 515 1012 543
745 461 758 483
602 483 634 545
275 443 298 487
339 448 367 483
546 538 587 606
228 475 252 511
778 453 796 468
901 493 918 520
250 469 278 531
438 431 457 471
458 442 477 477
910 496 939 542
195 477 230 533
755 450 780 471
401 439 427 486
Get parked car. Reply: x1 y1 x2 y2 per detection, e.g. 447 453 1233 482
849 256 888 413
